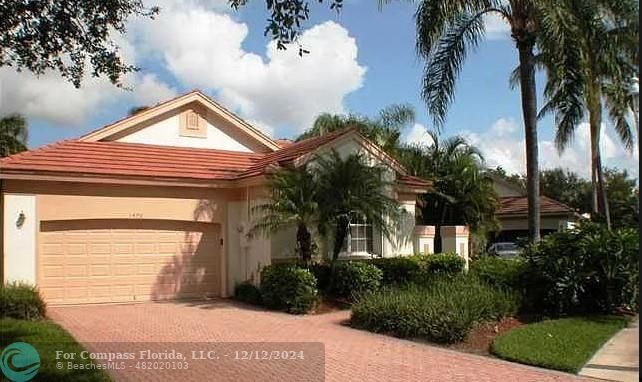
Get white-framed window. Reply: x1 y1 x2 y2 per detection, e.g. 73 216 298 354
343 217 374 254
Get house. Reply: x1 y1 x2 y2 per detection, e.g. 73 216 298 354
490 175 579 243
0 90 443 305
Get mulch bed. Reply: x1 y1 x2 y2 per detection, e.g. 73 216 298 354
446 317 527 356
311 297 351 314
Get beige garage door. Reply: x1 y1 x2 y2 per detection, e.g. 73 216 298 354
39 219 221 305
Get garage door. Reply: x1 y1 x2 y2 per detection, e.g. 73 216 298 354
38 219 221 305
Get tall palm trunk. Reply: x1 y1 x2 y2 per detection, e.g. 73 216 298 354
588 83 612 229
517 40 541 243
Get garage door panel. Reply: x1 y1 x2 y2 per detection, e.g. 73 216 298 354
39 219 220 305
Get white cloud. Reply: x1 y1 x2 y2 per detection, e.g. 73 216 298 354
0 0 365 137
484 13 510 40
130 2 366 136
403 123 433 146
463 118 639 179
132 74 178 106
0 69 122 125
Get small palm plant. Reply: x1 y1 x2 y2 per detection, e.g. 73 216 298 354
251 165 319 263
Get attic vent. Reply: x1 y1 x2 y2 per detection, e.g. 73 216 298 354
180 109 206 138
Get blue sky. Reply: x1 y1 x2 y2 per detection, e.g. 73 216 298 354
0 0 637 178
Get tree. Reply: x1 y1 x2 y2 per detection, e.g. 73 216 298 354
537 0 639 229
250 165 319 263
0 114 28 157
314 151 400 262
397 132 499 251
415 0 569 242
0 1 159 87
299 104 415 155
539 168 592 213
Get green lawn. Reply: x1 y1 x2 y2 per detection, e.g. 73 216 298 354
491 316 629 373
0 318 110 381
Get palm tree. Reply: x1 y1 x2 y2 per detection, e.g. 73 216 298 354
250 165 319 263
314 151 401 262
299 104 415 155
537 0 639 229
0 114 28 157
416 0 555 242
397 132 499 251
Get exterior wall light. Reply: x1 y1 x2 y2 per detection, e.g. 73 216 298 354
16 211 26 228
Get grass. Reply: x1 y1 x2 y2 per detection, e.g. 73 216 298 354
491 315 629 373
0 318 110 381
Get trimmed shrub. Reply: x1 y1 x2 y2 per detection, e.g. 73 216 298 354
521 222 639 316
234 281 262 305
369 257 422 285
0 282 46 320
423 253 466 275
307 262 332 291
260 264 318 314
330 261 383 300
351 275 519 343
470 256 525 291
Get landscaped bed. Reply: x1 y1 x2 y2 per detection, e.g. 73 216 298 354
0 318 111 381
491 316 629 372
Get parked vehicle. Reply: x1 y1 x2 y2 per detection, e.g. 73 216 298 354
488 242 521 259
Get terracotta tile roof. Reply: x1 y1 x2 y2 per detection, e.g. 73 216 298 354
1 128 432 190
0 140 262 182
237 129 356 178
274 139 293 148
499 196 576 216
398 174 432 188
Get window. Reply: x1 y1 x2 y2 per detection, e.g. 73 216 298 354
344 217 374 254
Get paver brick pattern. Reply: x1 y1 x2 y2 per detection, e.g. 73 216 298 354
50 300 594 382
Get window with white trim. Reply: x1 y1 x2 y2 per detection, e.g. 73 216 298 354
343 217 374 254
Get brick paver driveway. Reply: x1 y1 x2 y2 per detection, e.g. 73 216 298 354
50 300 591 382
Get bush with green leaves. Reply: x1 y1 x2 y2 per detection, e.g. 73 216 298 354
521 222 639 315
470 256 525 291
369 257 422 285
234 281 262 305
330 261 383 300
410 253 465 276
260 265 318 314
1 282 46 320
351 275 519 343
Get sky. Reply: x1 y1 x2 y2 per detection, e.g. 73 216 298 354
0 0 638 179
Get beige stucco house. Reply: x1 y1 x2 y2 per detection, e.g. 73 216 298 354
1 90 435 305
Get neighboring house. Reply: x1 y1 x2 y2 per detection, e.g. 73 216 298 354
490 175 579 243
0 90 432 305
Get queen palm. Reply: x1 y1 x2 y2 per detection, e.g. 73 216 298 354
0 114 28 157
416 0 554 242
299 104 415 156
251 165 319 263
314 151 400 262
397 132 499 251
536 0 639 229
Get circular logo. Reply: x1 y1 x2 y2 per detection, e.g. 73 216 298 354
0 342 40 382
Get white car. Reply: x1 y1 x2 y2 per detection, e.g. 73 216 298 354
488 242 521 259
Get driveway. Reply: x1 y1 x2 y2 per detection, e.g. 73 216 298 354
50 300 591 382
